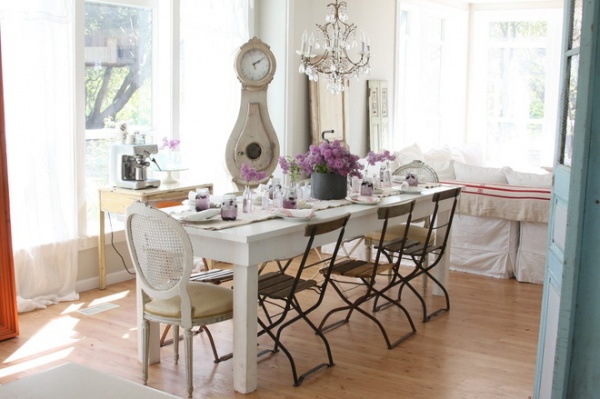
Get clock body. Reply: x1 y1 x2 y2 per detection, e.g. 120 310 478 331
226 37 279 187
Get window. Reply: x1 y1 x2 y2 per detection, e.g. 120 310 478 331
82 0 248 235
394 1 468 150
84 1 154 234
468 9 563 170
395 2 562 171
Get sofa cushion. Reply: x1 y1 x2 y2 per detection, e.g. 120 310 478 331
394 143 424 165
423 146 464 163
504 170 552 188
453 162 512 184
457 143 485 166
429 160 456 180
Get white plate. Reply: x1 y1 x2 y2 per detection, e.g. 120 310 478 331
272 209 316 220
346 196 382 205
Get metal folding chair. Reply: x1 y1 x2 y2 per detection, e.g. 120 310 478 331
318 201 418 349
377 187 461 322
257 213 351 386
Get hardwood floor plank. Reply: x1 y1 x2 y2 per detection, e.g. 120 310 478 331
0 264 541 398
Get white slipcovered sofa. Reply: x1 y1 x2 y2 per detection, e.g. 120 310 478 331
398 143 552 284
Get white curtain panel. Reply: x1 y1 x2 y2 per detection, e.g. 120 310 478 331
0 0 79 312
179 0 249 194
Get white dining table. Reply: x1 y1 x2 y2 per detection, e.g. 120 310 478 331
138 185 457 394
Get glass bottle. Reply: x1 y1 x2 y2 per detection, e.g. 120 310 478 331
242 185 253 213
361 177 374 196
302 182 312 201
261 189 270 210
273 184 283 208
268 177 281 200
380 162 392 188
372 173 380 190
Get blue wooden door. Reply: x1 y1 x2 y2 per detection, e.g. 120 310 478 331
534 0 600 397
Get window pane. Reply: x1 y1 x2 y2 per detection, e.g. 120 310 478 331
84 1 153 233
178 0 249 194
394 5 468 150
571 0 582 49
561 54 578 167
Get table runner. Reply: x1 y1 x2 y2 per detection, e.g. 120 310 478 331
169 185 413 231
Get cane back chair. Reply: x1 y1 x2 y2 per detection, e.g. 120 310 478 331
125 202 233 398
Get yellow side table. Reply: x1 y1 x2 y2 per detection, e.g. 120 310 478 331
98 182 212 289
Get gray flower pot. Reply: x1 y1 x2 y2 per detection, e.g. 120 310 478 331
311 172 347 200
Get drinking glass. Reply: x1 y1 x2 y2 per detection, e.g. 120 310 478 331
221 194 238 221
195 188 210 211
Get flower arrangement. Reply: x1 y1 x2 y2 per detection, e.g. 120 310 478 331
240 163 267 184
159 137 181 151
294 140 363 178
278 155 302 182
366 149 396 165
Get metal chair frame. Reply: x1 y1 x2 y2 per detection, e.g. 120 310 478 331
318 201 418 349
376 187 461 322
256 213 351 386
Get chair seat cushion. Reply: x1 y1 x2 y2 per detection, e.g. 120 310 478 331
145 282 233 319
365 224 433 244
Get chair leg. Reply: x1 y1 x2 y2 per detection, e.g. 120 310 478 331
395 257 450 322
160 324 172 347
141 318 149 386
321 276 416 349
173 324 179 364
184 328 193 398
200 325 233 363
258 299 335 386
420 266 450 321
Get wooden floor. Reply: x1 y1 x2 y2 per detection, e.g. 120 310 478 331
0 261 542 399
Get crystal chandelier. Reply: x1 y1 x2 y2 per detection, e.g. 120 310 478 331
297 0 371 94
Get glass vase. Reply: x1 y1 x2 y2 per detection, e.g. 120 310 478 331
242 185 253 213
380 162 392 188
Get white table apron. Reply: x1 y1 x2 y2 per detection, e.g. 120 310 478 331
137 186 456 394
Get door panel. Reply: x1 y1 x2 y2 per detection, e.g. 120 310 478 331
534 0 592 397
0 38 18 341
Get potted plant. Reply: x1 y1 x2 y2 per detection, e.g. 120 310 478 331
280 140 362 200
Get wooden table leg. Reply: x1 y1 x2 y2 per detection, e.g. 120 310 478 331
98 209 106 290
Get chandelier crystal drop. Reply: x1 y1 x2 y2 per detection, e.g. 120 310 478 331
297 0 371 94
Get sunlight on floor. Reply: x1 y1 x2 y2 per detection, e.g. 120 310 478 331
0 290 133 381
0 348 73 378
5 317 81 364
87 290 130 308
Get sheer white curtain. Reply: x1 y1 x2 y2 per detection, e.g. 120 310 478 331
0 0 79 312
179 0 249 194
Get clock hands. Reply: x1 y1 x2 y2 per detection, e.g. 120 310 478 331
252 56 266 69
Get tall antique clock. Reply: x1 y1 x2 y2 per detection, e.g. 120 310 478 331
226 37 279 187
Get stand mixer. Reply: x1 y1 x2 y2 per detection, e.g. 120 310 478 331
109 144 161 189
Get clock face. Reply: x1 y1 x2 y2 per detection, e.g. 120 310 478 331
240 48 271 82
